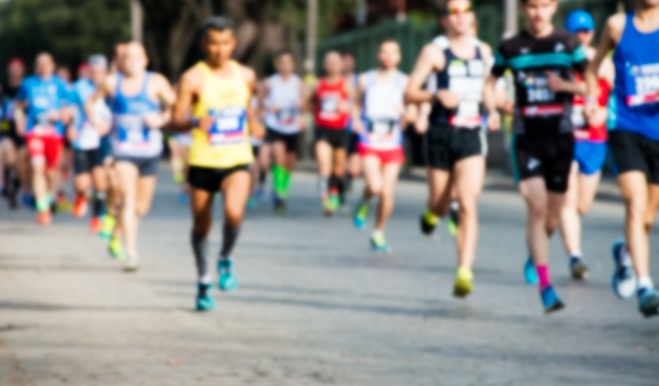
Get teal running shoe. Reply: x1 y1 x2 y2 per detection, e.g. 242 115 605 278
612 239 636 299
196 283 215 312
353 202 370 230
569 256 589 281
540 286 565 314
218 260 238 292
370 232 390 253
323 194 340 216
524 257 538 285
638 288 659 318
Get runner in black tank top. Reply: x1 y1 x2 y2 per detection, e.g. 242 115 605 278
405 0 493 300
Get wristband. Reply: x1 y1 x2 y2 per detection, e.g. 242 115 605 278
191 117 200 128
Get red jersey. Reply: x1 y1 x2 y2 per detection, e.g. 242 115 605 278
573 74 611 142
314 78 349 129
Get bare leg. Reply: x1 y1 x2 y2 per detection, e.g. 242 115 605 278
453 156 485 270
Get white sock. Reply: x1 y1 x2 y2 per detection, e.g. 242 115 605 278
570 250 583 259
372 230 384 238
638 276 654 290
450 201 460 211
199 274 212 285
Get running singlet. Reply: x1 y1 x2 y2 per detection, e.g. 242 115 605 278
0 85 20 136
189 61 254 169
358 70 406 151
314 78 349 129
492 29 588 135
109 72 162 158
429 35 485 129
73 78 110 150
263 74 302 134
17 75 71 137
609 12 659 140
572 74 610 142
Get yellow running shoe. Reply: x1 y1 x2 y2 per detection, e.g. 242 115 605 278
108 237 126 261
99 215 116 240
453 267 474 298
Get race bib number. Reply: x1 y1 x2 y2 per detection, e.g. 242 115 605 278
366 119 398 148
449 77 483 128
277 108 298 126
320 96 340 119
522 72 556 104
207 107 247 146
116 115 149 145
627 63 659 107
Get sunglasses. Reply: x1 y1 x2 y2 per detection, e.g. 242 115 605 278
440 4 473 16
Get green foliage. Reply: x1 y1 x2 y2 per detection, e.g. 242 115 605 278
0 0 131 77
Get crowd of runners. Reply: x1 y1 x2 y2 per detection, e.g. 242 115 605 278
1 0 658 318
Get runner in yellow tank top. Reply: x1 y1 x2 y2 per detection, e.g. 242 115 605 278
171 16 264 312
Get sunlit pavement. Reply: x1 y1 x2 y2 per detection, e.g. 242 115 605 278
0 166 656 385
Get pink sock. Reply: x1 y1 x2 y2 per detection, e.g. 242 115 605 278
536 264 551 290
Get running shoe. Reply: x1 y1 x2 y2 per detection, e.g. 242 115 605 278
370 232 390 253
247 196 258 210
99 215 116 241
72 195 88 218
21 193 35 210
90 216 102 234
353 202 370 230
611 239 636 299
124 261 139 273
173 172 185 184
453 267 473 298
323 194 340 216
177 191 189 204
540 286 565 314
419 210 438 236
274 196 287 216
638 288 659 318
524 256 538 285
56 192 71 213
569 256 589 281
196 283 215 312
218 259 238 292
36 211 52 226
108 237 126 261
447 205 460 237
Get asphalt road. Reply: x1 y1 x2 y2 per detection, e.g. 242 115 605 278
0 166 657 385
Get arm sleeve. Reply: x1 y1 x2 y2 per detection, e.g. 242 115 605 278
568 35 589 75
491 44 508 78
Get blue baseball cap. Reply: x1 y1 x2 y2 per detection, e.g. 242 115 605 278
566 10 595 33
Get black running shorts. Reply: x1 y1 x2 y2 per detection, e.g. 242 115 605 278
511 132 574 193
315 126 348 150
424 124 486 171
187 165 250 193
265 128 301 154
609 130 659 184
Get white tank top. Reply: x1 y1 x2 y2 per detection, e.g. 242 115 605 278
264 74 302 134
359 70 406 151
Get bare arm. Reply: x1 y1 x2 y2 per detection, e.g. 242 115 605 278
586 14 622 111
351 75 365 133
243 67 265 139
170 68 201 133
405 44 443 105
86 75 114 125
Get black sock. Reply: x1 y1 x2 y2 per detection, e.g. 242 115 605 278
259 170 266 185
92 191 106 217
334 175 345 204
220 222 241 259
191 234 209 281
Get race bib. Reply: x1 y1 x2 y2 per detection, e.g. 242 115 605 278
571 105 586 128
366 119 398 148
449 77 483 128
277 108 298 126
116 115 149 145
77 122 100 150
627 63 659 107
320 96 339 119
522 72 556 104
207 107 246 146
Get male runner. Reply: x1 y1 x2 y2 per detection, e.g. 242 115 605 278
586 0 659 317
88 42 175 271
352 39 408 252
260 50 305 213
15 53 73 225
537 10 614 285
171 17 263 311
406 0 492 298
70 55 111 232
485 0 588 313
311 51 353 215
343 52 362 193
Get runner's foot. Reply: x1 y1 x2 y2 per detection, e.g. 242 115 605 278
611 239 636 299
453 267 473 298
569 256 588 281
218 259 238 292
540 286 565 314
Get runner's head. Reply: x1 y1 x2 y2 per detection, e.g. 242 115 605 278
112 42 127 73
275 50 295 76
341 52 356 75
57 66 72 84
324 51 343 77
35 52 56 79
200 16 236 66
88 54 108 86
121 42 148 77
377 39 401 70
520 0 557 34
78 62 91 80
565 10 595 46
7 57 25 80
438 0 475 37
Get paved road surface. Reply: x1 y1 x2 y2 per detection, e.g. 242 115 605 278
0 167 657 385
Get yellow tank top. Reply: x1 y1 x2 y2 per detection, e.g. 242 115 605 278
189 61 254 168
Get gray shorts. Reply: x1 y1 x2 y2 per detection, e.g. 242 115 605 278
114 156 159 177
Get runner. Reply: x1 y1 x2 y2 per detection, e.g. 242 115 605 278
260 50 305 213
405 0 492 298
14 53 73 225
485 0 588 313
69 55 111 233
343 52 362 194
540 10 614 285
171 16 263 311
311 51 353 216
0 58 26 209
56 65 75 212
88 42 175 271
586 0 659 317
352 39 408 252
167 113 192 203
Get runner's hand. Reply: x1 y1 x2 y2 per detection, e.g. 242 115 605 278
66 126 78 143
196 116 216 132
415 118 428 135
338 100 350 114
298 116 306 131
587 106 607 128
436 90 461 109
487 111 501 132
352 119 365 134
546 72 568 93
47 110 62 122
143 112 166 129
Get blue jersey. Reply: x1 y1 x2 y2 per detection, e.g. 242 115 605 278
17 75 71 136
609 13 659 140
109 72 162 158
72 78 111 151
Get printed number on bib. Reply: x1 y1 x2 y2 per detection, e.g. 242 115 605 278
117 115 149 147
523 72 555 104
208 107 246 146
320 96 339 119
366 119 398 148
627 63 659 107
278 108 298 126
